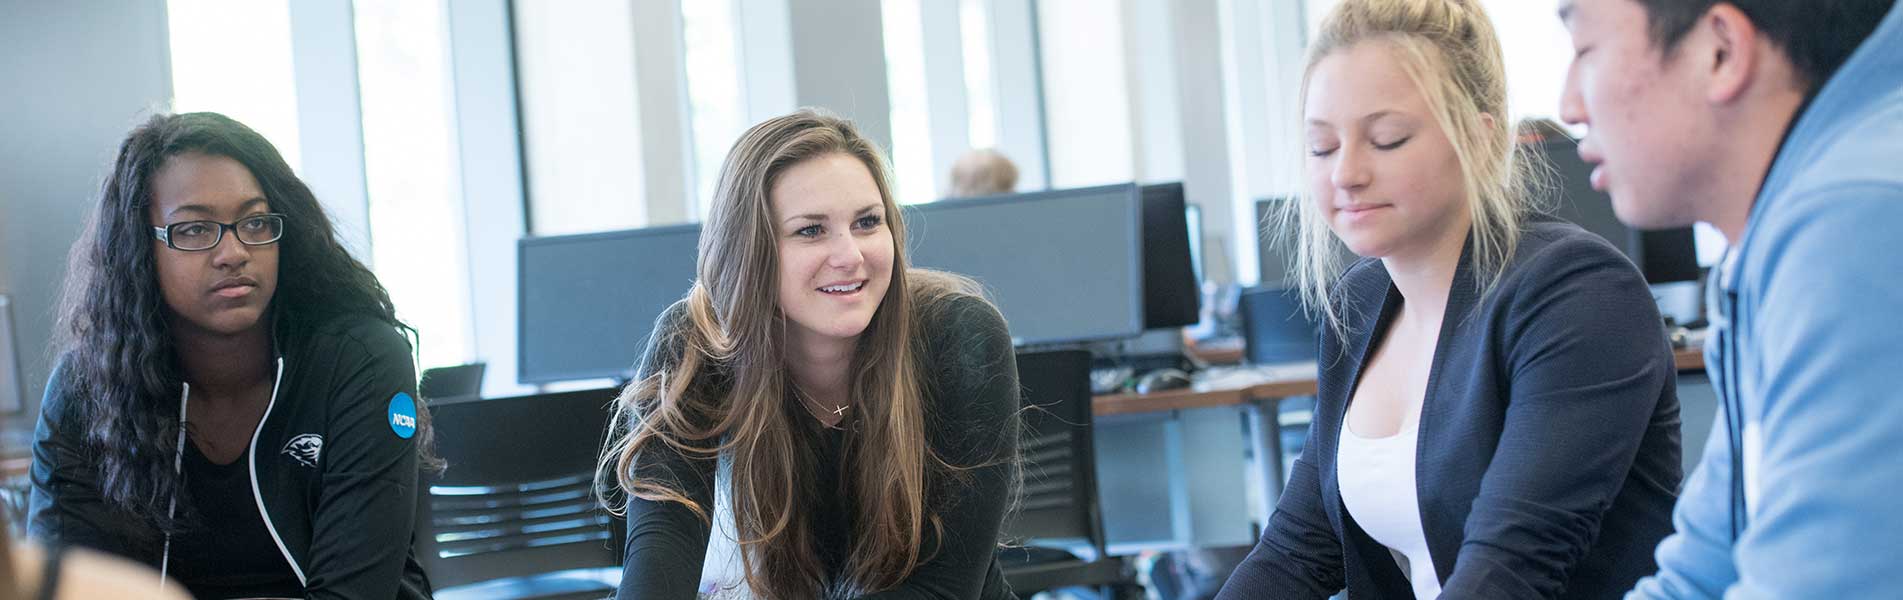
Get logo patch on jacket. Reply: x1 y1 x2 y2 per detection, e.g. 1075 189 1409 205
282 434 324 468
388 392 418 439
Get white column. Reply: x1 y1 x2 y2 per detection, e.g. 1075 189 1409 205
1171 0 1239 284
732 0 893 155
446 0 532 396
981 0 1048 190
920 0 971 197
289 0 374 262
735 0 798 124
1036 0 1136 189
787 0 894 152
512 0 645 234
1121 0 1185 184
1225 0 1310 286
631 0 695 225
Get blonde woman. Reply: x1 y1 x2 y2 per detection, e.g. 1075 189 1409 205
599 110 1020 599
1216 1 1681 597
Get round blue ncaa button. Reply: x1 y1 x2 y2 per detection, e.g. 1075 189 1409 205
388 392 418 439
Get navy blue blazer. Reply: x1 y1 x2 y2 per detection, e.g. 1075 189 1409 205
1217 221 1683 599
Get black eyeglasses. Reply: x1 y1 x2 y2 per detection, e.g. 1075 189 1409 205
152 213 287 251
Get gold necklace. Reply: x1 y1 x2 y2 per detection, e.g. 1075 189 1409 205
792 385 849 417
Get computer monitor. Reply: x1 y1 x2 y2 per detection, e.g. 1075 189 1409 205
905 183 1145 346
1534 133 1701 284
1255 198 1297 287
1238 286 1318 365
518 223 701 383
1185 204 1205 284
1140 183 1201 329
1 294 20 413
1255 197 1355 287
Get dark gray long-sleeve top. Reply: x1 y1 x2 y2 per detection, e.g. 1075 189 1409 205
616 293 1020 600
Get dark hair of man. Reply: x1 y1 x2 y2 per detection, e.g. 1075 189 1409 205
1636 0 1897 90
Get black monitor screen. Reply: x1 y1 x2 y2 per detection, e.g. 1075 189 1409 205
1141 183 1200 329
905 184 1145 346
1256 198 1298 287
518 223 700 383
1239 286 1318 365
1256 198 1352 287
1538 137 1701 284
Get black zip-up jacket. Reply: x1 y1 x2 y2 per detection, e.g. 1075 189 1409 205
28 314 434 599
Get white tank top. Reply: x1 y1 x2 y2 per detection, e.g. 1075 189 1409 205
1337 420 1441 599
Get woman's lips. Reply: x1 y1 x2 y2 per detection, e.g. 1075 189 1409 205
212 284 256 299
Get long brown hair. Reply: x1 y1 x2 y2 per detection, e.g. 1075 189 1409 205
599 109 985 598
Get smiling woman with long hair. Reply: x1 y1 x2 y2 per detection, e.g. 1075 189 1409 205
599 109 1021 599
27 112 435 599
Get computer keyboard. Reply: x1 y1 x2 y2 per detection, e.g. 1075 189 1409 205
1196 362 1319 390
1089 366 1134 395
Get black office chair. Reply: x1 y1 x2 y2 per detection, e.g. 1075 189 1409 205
416 387 624 600
420 362 487 405
1000 350 1142 599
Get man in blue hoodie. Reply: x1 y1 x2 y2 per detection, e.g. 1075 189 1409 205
1556 0 1902 596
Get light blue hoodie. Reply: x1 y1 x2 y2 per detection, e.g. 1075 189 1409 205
1630 4 1903 599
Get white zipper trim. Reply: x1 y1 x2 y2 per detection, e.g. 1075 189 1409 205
160 383 191 593
249 357 306 585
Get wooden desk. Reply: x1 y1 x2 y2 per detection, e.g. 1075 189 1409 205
1095 344 1707 417
1093 384 1250 417
1674 346 1705 371
1087 343 1707 548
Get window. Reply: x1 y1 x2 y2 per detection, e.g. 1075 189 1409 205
883 0 937 204
960 0 998 151
681 0 746 218
1036 0 1135 189
167 0 303 171
1303 0 1572 126
353 0 474 369
1303 0 1334 46
511 0 646 235
1482 0 1575 125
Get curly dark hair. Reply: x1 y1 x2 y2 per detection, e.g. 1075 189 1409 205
53 112 436 533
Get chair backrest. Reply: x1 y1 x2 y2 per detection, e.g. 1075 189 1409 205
1002 349 1106 553
415 386 623 589
1239 286 1319 365
420 363 487 404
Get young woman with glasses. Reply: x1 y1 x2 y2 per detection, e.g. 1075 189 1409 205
27 112 436 600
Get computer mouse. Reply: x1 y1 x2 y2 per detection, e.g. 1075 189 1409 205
1135 369 1194 394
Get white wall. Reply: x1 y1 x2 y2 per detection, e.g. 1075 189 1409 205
788 0 895 153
